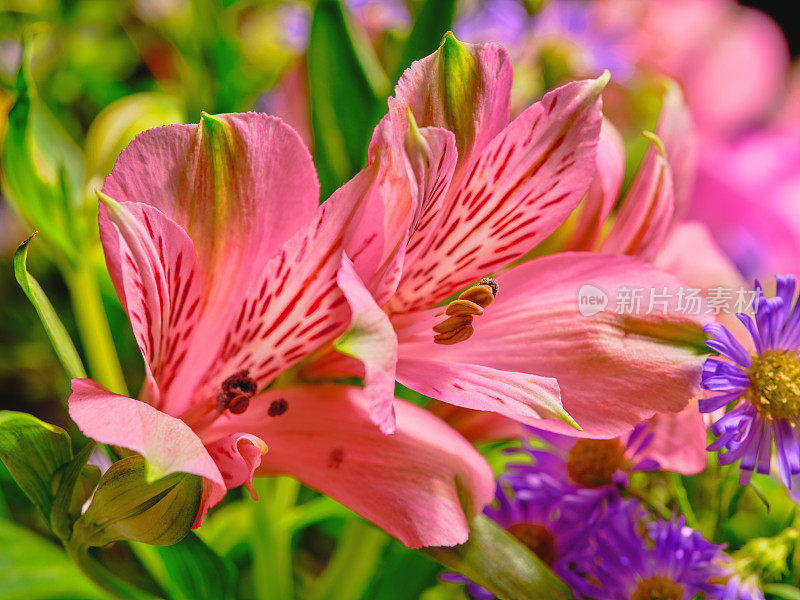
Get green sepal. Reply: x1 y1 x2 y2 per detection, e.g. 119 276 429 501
50 442 100 541
73 455 202 548
0 411 73 525
14 233 88 380
424 514 574 600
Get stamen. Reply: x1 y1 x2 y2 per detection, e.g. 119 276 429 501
631 577 683 600
566 439 627 488
216 370 258 414
747 350 800 420
433 278 498 345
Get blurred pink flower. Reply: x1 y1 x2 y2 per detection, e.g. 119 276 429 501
68 112 494 548
688 128 800 280
599 0 789 137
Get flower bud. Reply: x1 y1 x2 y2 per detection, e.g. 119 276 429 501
72 455 202 548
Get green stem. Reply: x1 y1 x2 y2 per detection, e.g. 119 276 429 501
623 486 671 521
251 476 300 600
66 541 161 600
66 260 127 395
668 473 699 530
308 519 387 600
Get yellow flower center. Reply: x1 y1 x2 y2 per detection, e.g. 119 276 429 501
747 350 800 420
505 523 557 566
631 577 683 600
566 438 627 488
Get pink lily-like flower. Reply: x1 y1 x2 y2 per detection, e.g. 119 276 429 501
313 35 711 439
67 111 494 548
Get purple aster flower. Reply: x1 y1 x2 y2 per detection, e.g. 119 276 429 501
443 473 606 599
563 501 754 600
529 0 634 80
700 274 800 489
502 424 660 508
454 0 532 48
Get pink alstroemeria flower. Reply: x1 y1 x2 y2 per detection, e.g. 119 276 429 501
68 112 494 548
314 35 711 439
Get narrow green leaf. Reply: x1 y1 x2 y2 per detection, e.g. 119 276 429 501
1 42 86 261
0 411 73 525
308 519 388 600
424 514 574 600
0 517 112 600
307 0 386 197
148 532 237 600
393 0 457 81
14 234 87 380
764 584 800 600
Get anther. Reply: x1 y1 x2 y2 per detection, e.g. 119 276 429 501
216 370 258 414
433 278 498 345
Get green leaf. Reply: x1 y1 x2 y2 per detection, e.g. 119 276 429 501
423 515 574 600
392 0 457 81
1 42 86 262
14 234 87 381
0 411 73 525
765 584 800 600
73 455 202 548
147 532 237 600
0 517 112 600
307 0 388 197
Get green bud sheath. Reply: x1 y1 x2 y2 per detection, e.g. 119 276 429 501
73 455 202 548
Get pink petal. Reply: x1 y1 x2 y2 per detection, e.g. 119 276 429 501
169 183 370 416
393 76 607 310
384 122 458 312
655 221 744 292
335 254 398 434
99 114 335 414
429 403 524 444
655 83 696 220
102 113 319 271
639 402 707 475
99 198 203 411
204 433 267 498
567 117 626 251
394 38 512 165
600 134 674 260
68 379 226 525
398 253 710 438
201 386 495 548
395 357 575 429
